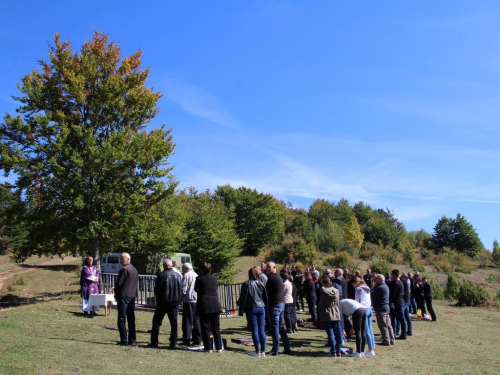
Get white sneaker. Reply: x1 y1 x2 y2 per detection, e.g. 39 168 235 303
249 352 259 357
216 350 223 353
351 352 364 358
259 352 266 357
364 350 376 356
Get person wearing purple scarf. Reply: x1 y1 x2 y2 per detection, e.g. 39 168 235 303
80 256 100 315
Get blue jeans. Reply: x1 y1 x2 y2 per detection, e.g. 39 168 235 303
246 307 266 353
322 320 342 354
117 298 136 344
269 303 290 354
410 296 417 314
392 304 407 338
404 301 413 334
365 308 375 350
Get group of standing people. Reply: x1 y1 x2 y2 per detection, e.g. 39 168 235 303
81 255 437 357
146 257 224 352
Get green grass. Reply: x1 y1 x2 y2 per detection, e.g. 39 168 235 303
1 255 500 374
0 298 499 374
1 260 500 375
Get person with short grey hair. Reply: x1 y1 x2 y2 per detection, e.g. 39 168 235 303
371 275 395 346
115 252 138 346
181 262 201 346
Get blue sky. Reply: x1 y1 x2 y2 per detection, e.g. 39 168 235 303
1 1 499 249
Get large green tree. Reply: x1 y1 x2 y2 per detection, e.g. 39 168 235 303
0 32 177 266
432 214 483 258
215 185 285 256
180 189 242 282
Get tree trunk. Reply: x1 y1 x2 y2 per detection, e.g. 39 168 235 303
91 237 100 272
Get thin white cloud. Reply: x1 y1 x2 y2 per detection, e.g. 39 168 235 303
161 79 240 129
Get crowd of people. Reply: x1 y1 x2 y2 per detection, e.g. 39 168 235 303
81 253 437 357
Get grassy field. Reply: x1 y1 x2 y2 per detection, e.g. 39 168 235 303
1 255 500 374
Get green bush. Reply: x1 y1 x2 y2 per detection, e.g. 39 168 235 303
430 278 444 300
444 273 461 301
410 259 425 273
487 274 500 283
15 276 26 286
455 267 472 274
402 246 416 262
369 257 391 275
378 247 400 264
359 242 378 260
265 234 317 266
324 251 351 270
456 280 488 307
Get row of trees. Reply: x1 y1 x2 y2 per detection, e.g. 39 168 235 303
0 31 494 283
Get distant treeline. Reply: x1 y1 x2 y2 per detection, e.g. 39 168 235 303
0 183 494 281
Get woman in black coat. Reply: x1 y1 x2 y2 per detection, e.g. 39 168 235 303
194 262 223 352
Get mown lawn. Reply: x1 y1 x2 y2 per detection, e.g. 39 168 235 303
1 296 500 374
1 256 500 374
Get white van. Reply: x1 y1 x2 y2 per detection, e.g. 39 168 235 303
100 253 123 274
101 252 192 274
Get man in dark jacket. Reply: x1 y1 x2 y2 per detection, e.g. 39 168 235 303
115 253 139 346
371 274 395 346
400 272 413 336
422 277 437 321
389 269 407 340
266 261 291 356
302 271 317 325
363 268 373 289
149 258 183 348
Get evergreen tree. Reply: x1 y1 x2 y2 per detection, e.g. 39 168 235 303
492 240 500 268
432 214 483 258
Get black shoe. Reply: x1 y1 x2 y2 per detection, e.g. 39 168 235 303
117 342 127 346
169 344 176 349
407 332 412 336
192 341 202 346
268 351 278 356
129 341 137 346
146 343 158 348
182 341 191 346
396 336 407 340
284 350 292 355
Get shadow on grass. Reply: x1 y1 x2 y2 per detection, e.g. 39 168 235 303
19 263 80 272
0 292 63 309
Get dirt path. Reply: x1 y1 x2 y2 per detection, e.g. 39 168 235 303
0 256 80 296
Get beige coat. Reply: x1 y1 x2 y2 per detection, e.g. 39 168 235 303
318 286 341 322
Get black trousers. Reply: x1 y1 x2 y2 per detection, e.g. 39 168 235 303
200 312 222 351
424 298 437 321
296 290 304 310
151 302 179 346
284 303 294 331
352 308 367 353
117 298 136 344
182 302 201 344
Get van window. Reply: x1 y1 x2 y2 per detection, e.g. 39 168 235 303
181 256 191 264
108 256 119 264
